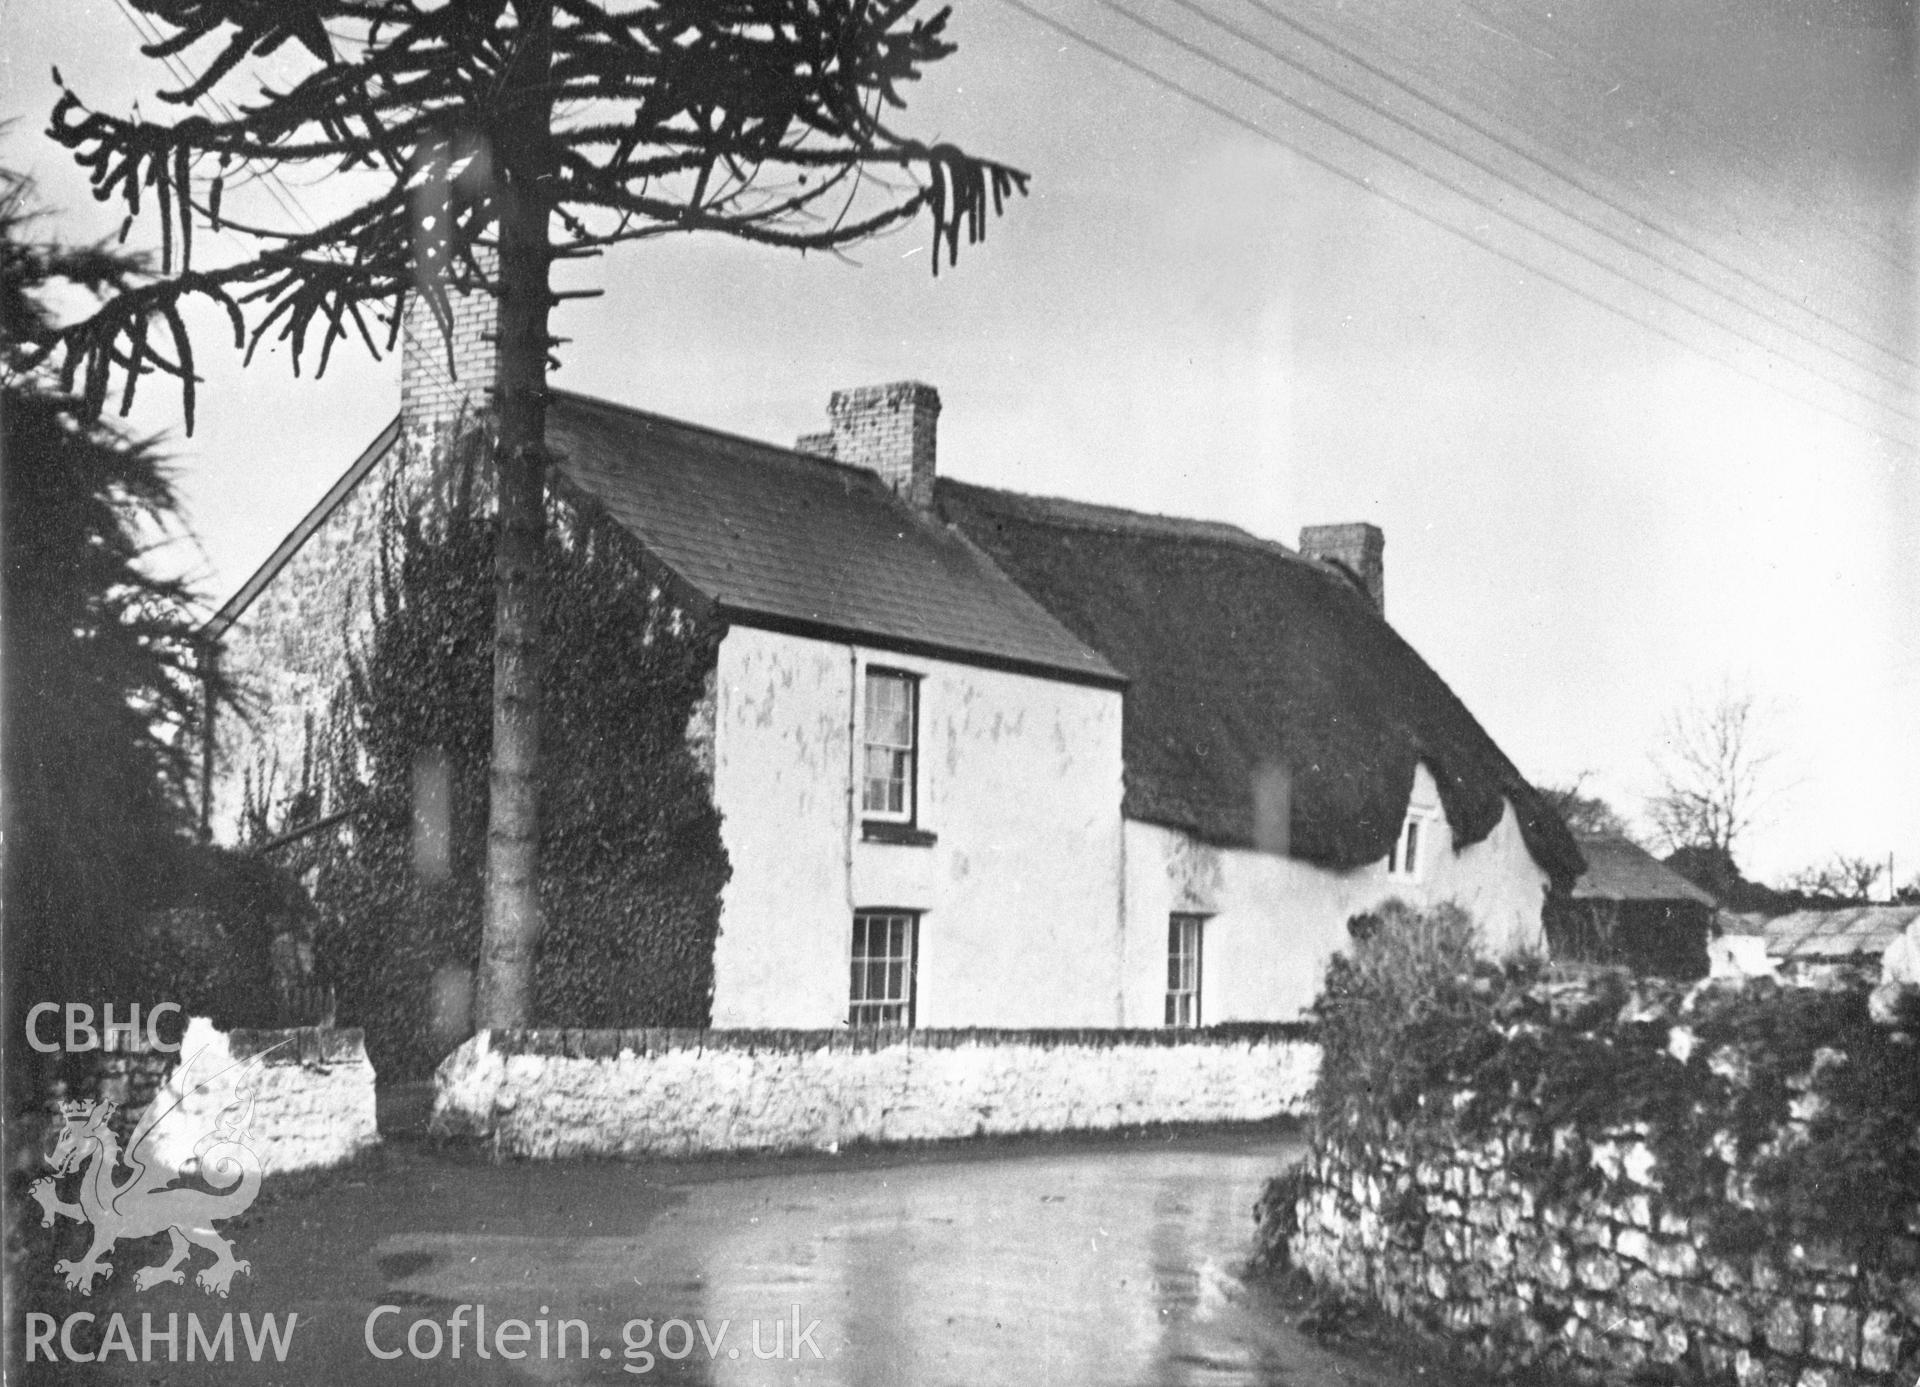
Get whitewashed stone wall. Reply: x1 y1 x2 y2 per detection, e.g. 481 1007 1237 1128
432 1026 1317 1159
143 1017 379 1176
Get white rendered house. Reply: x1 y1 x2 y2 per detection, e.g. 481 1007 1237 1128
204 293 1580 1033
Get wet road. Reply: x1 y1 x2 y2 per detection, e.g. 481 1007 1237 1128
370 1128 1320 1386
26 1127 1453 1386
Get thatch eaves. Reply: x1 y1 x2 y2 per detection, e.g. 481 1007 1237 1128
938 480 1584 890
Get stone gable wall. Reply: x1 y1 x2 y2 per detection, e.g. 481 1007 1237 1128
213 267 499 844
211 437 420 841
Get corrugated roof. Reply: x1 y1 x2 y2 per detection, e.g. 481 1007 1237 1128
937 479 1585 886
1571 835 1718 905
547 393 1120 687
1765 905 1920 960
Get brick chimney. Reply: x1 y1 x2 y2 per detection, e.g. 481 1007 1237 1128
399 248 499 454
796 381 941 509
1299 523 1385 614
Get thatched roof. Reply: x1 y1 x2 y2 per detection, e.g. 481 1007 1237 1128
938 481 1584 889
1571 835 1718 906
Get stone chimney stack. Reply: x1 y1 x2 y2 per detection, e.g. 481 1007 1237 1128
399 249 500 454
796 381 942 509
1299 523 1385 614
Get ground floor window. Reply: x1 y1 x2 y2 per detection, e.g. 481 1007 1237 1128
1166 913 1204 1027
850 909 918 1028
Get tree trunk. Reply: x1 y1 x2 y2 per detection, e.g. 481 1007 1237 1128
476 0 555 1030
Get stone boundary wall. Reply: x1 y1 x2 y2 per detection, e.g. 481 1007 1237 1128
1287 1133 1919 1386
432 1024 1319 1158
90 1017 380 1178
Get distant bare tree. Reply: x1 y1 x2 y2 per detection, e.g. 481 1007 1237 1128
1538 776 1632 839
1785 854 1884 902
1647 685 1781 862
1784 862 1842 898
1831 855 1883 901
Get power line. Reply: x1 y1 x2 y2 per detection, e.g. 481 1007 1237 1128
110 0 320 242
1083 0 1913 430
1454 0 1911 272
1313 0 1907 284
1219 0 1913 384
107 1 466 399
998 0 1913 450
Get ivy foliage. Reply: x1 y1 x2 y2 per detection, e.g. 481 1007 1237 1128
314 477 730 1078
132 842 310 1035
1311 901 1920 1269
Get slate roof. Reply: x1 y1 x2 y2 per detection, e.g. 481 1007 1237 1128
547 393 1119 687
937 481 1585 887
1570 835 1718 906
210 401 1122 685
210 393 1577 889
1765 905 1920 961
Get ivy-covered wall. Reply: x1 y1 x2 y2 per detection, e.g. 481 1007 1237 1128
1264 923 1920 1385
310 482 730 1078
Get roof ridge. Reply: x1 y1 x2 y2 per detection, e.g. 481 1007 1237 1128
204 415 402 636
549 392 1123 686
550 387 872 484
939 477 1318 566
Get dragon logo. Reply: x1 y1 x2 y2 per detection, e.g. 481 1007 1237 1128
30 1045 274 1297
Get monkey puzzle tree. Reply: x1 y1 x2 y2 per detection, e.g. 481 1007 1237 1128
37 0 1026 1026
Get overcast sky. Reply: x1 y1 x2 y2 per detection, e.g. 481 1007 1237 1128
3 0 1915 888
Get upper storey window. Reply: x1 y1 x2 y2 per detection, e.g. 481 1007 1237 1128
862 668 919 821
1388 808 1436 880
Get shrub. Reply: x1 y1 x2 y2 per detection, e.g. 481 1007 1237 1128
131 842 307 1033
1310 899 1505 1142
